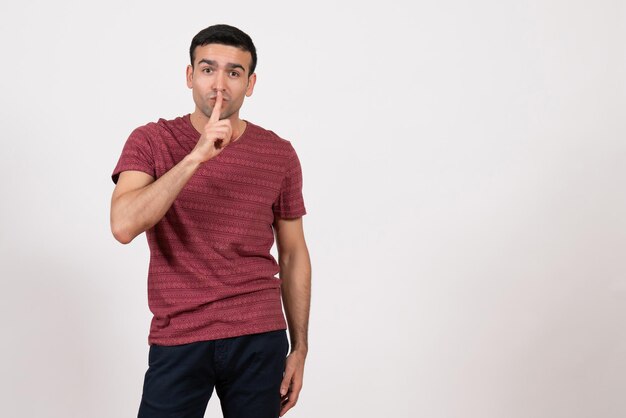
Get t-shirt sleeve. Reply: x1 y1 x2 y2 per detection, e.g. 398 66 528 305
111 126 156 184
273 145 307 219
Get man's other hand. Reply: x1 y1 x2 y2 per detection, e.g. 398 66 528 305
279 350 306 416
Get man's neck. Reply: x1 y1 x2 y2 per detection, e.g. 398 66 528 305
190 110 246 141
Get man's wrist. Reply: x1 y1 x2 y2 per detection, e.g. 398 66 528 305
290 344 308 356
182 152 204 169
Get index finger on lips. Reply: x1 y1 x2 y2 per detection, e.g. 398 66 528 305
209 91 223 124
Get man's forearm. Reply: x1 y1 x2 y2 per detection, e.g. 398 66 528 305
280 249 312 353
111 154 203 243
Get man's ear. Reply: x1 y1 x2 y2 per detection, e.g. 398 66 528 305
246 73 257 97
186 65 194 88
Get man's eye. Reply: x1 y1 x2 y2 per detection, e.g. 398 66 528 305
230 71 240 77
203 68 213 73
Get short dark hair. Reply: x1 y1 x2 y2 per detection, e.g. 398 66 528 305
189 24 257 75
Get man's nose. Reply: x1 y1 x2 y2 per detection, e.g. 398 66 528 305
214 71 226 92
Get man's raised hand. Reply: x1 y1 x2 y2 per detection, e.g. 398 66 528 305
189 91 233 163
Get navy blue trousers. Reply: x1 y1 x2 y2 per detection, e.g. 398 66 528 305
138 330 289 418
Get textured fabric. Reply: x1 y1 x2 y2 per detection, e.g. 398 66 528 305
137 330 289 418
112 115 306 345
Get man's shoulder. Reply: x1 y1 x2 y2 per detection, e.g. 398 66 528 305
246 121 296 152
131 114 190 137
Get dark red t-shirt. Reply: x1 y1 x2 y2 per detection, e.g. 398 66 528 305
112 115 306 345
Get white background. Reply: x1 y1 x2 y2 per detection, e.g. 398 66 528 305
1 1 625 417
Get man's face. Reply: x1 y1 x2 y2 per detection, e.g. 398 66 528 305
186 43 256 121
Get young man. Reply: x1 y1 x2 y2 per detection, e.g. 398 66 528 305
110 24 311 418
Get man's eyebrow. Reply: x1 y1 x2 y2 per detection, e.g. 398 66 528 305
198 59 246 72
